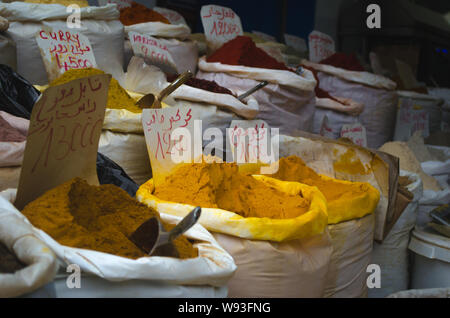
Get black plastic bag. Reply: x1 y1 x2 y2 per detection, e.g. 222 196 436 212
96 152 139 197
0 64 40 119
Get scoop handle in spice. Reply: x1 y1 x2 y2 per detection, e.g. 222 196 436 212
159 70 193 102
237 81 269 101
167 206 202 241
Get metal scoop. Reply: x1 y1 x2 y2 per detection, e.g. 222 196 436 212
136 70 193 109
237 81 268 101
130 207 202 257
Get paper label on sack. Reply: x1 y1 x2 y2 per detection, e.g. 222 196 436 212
15 74 110 210
200 5 243 50
319 115 335 139
97 0 132 10
129 31 178 73
340 122 367 147
284 33 307 53
36 27 97 82
252 30 276 42
227 120 274 164
308 30 335 63
154 7 188 25
142 107 202 186
394 99 430 140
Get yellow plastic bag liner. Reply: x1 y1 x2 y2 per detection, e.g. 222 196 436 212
137 175 328 242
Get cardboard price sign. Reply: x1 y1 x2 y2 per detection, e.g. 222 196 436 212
97 0 132 10
200 5 243 50
340 122 368 147
154 7 188 25
129 31 178 72
227 120 275 164
142 107 201 186
15 74 111 210
36 27 97 82
308 30 335 63
284 33 307 53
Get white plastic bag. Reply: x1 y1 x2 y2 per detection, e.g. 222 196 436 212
302 60 397 148
0 195 58 298
1 2 124 85
0 189 237 287
324 213 375 298
197 56 317 134
369 171 423 298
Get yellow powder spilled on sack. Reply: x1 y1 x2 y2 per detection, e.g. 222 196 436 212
379 141 441 191
333 148 371 175
153 162 310 219
21 178 197 259
270 156 370 201
50 68 142 113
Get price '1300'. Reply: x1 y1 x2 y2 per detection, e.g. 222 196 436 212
31 118 102 173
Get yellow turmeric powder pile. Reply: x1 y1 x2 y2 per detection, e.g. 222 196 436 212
153 162 310 219
270 156 370 202
333 148 371 175
50 68 142 113
21 178 197 259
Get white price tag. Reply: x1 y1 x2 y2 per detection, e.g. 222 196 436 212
154 7 188 25
284 33 307 53
129 31 177 72
36 27 97 82
340 122 367 147
200 5 243 50
308 30 335 63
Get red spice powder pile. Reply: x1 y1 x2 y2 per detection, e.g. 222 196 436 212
301 65 340 102
119 2 170 26
207 36 291 71
167 75 234 96
319 53 365 72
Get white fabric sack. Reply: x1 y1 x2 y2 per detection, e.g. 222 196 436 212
197 56 317 134
428 87 450 131
0 189 237 287
0 166 21 192
369 171 423 298
417 187 450 227
324 213 375 298
0 33 16 70
98 130 150 186
0 3 124 85
124 21 190 40
213 232 332 298
0 195 58 298
302 60 398 149
421 146 450 182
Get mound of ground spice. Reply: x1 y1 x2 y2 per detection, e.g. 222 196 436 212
120 2 170 26
207 36 292 71
0 242 26 274
320 53 365 72
21 178 197 259
0 115 26 142
166 74 234 96
153 162 310 219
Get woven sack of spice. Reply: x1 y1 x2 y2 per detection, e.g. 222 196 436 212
0 111 28 191
137 172 332 298
369 171 423 298
0 188 236 292
302 59 398 149
0 193 58 298
196 58 317 135
0 2 124 85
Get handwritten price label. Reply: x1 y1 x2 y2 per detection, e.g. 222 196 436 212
284 33 307 53
395 99 430 140
142 107 201 186
200 5 243 50
15 74 110 209
97 0 132 10
154 7 188 25
340 122 367 147
129 31 177 73
227 120 273 164
36 27 97 82
308 30 335 63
